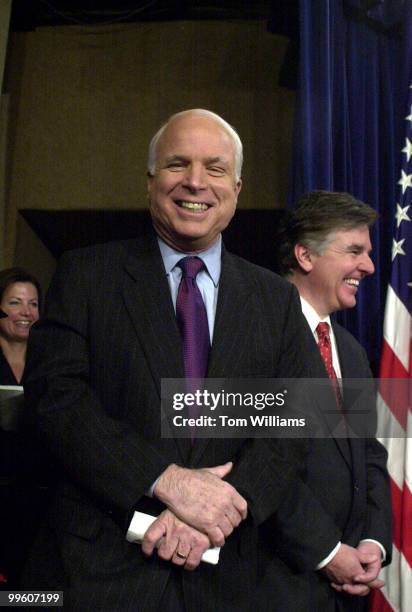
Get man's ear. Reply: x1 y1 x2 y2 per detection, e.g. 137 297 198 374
294 243 313 273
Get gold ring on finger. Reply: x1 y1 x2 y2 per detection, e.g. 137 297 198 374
175 550 188 560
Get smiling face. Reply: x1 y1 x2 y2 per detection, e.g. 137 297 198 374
148 113 242 252
0 282 39 343
295 225 375 317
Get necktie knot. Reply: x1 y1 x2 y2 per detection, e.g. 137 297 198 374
316 322 330 343
178 256 205 280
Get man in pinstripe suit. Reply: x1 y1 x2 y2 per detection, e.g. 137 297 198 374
23 109 311 611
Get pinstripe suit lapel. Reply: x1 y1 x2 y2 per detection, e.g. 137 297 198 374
122 237 190 461
332 322 366 472
332 323 356 379
306 324 352 468
122 237 184 385
207 250 255 377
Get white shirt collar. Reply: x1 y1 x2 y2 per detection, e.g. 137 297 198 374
300 296 342 378
157 236 221 287
300 296 332 334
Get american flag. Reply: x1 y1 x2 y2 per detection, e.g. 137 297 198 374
369 87 412 610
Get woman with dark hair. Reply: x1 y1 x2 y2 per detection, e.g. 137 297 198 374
0 268 42 589
0 267 41 384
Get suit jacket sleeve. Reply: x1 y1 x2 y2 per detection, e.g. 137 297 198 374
222 275 362 569
362 437 392 563
24 248 172 526
354 345 392 563
227 278 313 526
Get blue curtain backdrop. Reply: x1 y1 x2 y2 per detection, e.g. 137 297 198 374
288 0 409 372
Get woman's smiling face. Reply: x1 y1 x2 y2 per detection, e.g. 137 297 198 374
0 282 39 342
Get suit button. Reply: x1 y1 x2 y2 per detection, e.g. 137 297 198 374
354 481 359 492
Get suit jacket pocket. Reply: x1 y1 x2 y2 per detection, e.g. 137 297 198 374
48 493 103 541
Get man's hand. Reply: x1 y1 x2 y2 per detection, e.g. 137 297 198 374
332 541 384 596
324 542 384 597
141 509 211 570
322 544 371 595
154 462 247 547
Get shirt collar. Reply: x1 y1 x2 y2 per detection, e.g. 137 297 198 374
300 296 332 334
157 236 222 287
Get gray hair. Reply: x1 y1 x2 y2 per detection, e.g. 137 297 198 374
147 109 243 181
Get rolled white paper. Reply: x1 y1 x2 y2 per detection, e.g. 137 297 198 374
126 511 220 565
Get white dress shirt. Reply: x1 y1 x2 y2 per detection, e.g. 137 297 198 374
158 236 221 343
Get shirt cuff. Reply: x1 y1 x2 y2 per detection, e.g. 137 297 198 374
316 541 341 570
359 539 386 562
146 477 160 498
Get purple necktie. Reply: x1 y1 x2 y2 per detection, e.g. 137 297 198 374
176 256 210 382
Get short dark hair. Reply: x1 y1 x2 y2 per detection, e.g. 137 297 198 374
0 267 42 309
277 190 377 276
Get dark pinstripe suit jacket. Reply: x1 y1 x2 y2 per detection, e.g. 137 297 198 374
257 321 392 612
24 233 310 612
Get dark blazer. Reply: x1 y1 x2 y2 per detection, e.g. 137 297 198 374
257 320 392 612
23 233 310 612
0 352 55 591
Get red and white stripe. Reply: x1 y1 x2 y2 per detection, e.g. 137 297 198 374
373 285 412 611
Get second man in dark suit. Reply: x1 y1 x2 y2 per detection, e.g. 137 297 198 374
272 190 392 611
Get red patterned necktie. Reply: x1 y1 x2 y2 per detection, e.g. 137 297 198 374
316 322 343 411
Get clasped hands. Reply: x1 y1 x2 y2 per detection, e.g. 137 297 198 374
141 464 385 594
323 541 384 596
141 461 247 570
